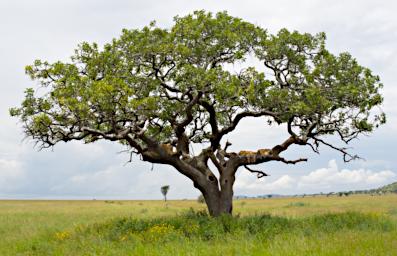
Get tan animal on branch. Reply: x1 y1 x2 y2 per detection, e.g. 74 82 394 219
238 149 272 163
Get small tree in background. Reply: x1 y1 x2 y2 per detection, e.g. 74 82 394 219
161 185 170 202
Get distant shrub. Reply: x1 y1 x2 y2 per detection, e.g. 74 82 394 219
338 192 350 197
104 200 123 205
285 202 308 207
197 194 205 204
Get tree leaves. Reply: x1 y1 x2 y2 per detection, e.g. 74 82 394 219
11 10 385 158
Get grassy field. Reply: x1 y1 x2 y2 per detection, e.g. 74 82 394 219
1 194 396 255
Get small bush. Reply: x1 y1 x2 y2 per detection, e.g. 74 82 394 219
104 200 123 205
285 202 308 207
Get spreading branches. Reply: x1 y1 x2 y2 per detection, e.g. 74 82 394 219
310 137 360 162
11 10 385 189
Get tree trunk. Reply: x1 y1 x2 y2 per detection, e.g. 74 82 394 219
173 158 237 217
219 173 234 215
201 173 235 217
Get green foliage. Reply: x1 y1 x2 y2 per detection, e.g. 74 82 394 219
161 185 170 196
10 10 385 155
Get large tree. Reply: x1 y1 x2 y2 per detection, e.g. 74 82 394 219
11 11 385 216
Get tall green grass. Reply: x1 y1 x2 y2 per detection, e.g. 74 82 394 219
83 210 394 240
2 196 396 255
23 210 396 256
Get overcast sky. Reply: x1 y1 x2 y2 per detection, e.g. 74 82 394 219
1 0 396 199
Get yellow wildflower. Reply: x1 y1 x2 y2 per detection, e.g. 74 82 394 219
54 231 70 241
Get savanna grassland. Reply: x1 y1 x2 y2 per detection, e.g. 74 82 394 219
1 194 397 255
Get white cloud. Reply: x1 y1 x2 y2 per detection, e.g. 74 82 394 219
266 175 296 191
51 165 136 195
50 160 198 199
298 160 396 189
235 160 396 195
365 171 396 184
235 169 297 195
299 160 339 184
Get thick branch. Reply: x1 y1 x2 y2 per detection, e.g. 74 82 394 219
272 135 306 155
198 100 219 149
220 110 282 138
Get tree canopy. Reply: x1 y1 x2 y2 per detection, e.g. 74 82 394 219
10 11 385 216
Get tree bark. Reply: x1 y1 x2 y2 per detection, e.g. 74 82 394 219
200 172 235 217
202 187 234 217
219 172 235 215
172 155 237 217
